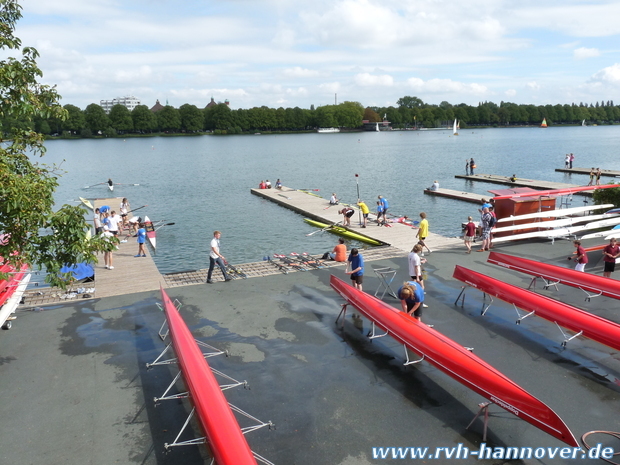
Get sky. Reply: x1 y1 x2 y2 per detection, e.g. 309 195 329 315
9 0 620 110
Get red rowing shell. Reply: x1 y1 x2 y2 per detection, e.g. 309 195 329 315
160 287 257 464
487 251 620 300
330 275 578 447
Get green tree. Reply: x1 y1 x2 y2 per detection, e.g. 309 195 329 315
205 103 232 131
131 105 157 132
397 96 424 109
0 0 112 287
156 105 181 132
84 103 110 134
179 103 204 132
334 101 364 128
108 104 133 133
62 104 86 134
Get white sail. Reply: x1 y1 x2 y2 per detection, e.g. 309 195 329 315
453 119 458 136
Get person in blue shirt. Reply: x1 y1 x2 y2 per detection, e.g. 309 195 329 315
397 281 425 321
135 223 146 257
378 195 389 217
376 201 385 225
345 248 364 291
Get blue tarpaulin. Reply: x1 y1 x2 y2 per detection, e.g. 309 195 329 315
60 263 95 281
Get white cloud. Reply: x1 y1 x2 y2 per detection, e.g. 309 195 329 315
589 63 620 85
406 77 487 95
354 73 393 87
505 89 517 97
283 67 321 78
526 82 540 91
573 47 600 60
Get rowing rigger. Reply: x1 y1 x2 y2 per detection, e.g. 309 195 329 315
487 251 620 301
330 275 578 447
453 264 620 352
147 287 273 464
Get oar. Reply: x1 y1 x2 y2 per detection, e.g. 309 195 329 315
84 182 105 189
299 188 320 191
154 222 175 231
128 204 148 214
306 221 340 236
116 183 141 186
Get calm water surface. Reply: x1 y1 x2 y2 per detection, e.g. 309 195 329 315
41 126 620 274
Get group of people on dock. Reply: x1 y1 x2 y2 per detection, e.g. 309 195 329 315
588 168 602 186
258 179 282 189
92 197 148 270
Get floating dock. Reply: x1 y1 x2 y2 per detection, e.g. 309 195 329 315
424 188 488 204
555 167 620 178
251 187 461 253
454 174 594 196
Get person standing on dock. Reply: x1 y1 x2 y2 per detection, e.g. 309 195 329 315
346 248 364 291
564 154 570 168
569 153 575 169
602 238 620 278
477 207 493 252
571 240 588 272
464 216 476 253
588 168 595 186
596 168 602 186
469 158 475 175
408 244 427 294
207 231 232 283
416 212 432 254
357 199 370 227
378 195 389 218
376 201 385 225
465 159 469 175
93 208 103 235
135 223 146 258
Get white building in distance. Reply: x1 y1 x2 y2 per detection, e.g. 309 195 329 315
100 96 141 114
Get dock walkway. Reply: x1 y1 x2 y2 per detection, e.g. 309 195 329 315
424 188 488 204
251 187 461 253
556 167 620 178
454 174 593 196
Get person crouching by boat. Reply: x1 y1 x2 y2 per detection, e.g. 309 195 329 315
330 193 339 205
398 281 425 321
135 223 147 258
322 238 347 261
345 248 364 291
339 206 355 226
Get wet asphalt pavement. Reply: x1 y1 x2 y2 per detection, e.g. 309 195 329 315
1 239 620 465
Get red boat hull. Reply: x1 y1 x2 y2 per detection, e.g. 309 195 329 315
454 264 620 353
488 251 620 300
160 287 257 465
0 261 28 307
330 275 578 447
492 183 618 200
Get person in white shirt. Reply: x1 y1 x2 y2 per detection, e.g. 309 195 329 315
107 211 121 236
207 231 232 283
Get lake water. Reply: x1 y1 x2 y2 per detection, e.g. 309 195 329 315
41 126 620 275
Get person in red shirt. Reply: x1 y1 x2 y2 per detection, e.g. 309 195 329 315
602 238 620 278
464 216 476 254
571 240 588 272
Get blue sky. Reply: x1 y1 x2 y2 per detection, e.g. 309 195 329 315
12 0 620 110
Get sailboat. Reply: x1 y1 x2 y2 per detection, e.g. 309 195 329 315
540 118 548 128
453 118 458 136
582 119 586 127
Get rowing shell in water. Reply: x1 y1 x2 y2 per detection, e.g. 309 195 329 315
304 219 381 245
143 216 156 249
330 275 578 447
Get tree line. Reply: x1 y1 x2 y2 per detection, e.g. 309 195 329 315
3 95 620 138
